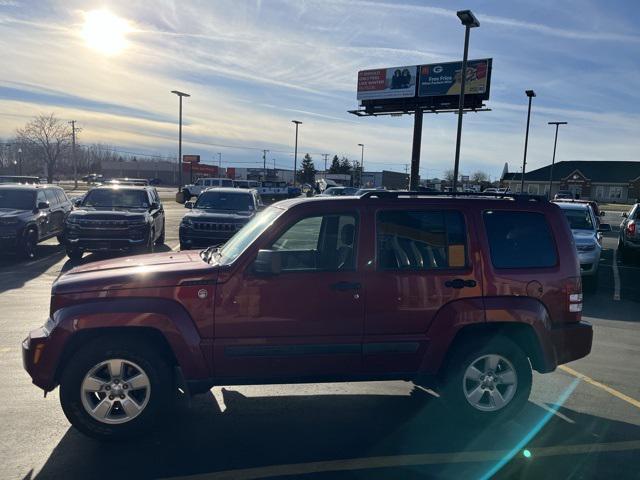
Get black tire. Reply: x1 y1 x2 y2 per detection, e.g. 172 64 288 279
618 239 628 264
19 228 38 259
66 247 83 261
56 234 65 244
146 229 155 253
155 221 165 245
182 190 191 202
439 336 532 423
59 336 172 440
179 243 189 251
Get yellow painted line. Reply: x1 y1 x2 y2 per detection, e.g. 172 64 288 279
559 365 640 410
162 440 640 480
0 347 12 354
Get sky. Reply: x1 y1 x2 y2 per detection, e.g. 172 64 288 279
0 0 639 180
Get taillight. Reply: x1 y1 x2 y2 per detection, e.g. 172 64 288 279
565 277 582 322
627 221 636 236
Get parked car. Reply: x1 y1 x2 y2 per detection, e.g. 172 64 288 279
0 175 41 184
318 186 358 196
554 201 611 287
554 190 574 200
0 184 72 258
354 187 387 196
183 178 234 199
23 191 593 440
553 199 604 224
64 185 165 260
179 187 261 250
618 203 639 263
233 180 260 189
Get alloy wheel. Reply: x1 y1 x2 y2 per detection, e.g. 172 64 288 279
462 354 517 412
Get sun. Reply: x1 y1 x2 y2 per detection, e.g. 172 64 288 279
81 9 131 56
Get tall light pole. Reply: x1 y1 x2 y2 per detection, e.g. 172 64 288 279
358 143 365 187
17 148 22 176
547 121 567 198
291 120 302 186
171 90 190 192
217 152 222 169
520 89 536 194
452 9 480 193
69 120 77 189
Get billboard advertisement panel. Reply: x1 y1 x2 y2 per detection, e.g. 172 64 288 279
182 154 200 163
418 59 491 98
357 66 418 100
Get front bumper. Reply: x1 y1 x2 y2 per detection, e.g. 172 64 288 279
22 324 60 392
577 249 600 276
179 227 235 248
549 321 593 367
66 236 146 251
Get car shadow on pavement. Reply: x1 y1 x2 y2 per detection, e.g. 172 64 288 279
59 244 176 272
32 386 640 480
0 244 65 294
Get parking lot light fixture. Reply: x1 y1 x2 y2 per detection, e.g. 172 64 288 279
452 10 480 193
358 143 365 187
171 90 190 192
547 121 568 198
520 89 536 194
292 120 302 187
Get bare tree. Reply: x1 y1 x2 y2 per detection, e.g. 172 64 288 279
16 113 72 182
443 168 456 182
471 170 489 183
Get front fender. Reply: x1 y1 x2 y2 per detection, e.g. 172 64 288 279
42 298 209 387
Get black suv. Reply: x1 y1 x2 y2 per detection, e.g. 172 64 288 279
64 186 165 260
0 184 72 258
179 187 261 249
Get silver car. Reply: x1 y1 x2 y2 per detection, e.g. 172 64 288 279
554 202 611 288
618 203 639 264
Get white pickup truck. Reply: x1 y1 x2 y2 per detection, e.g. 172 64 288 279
182 177 234 199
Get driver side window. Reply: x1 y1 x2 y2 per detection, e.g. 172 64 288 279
270 214 357 272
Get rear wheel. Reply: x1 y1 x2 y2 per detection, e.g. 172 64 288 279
59 336 172 440
440 336 532 423
19 229 38 259
56 234 65 244
155 221 165 245
66 247 83 260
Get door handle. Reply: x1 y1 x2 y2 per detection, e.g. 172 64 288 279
445 278 477 289
331 281 361 291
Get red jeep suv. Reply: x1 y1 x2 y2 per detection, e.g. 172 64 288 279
22 191 592 439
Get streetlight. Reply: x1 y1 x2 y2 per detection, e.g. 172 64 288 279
291 120 302 187
547 121 568 198
171 90 190 192
358 143 365 187
452 9 480 193
520 89 536 194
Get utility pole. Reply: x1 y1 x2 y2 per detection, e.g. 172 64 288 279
69 120 77 189
322 154 329 178
291 120 302 187
262 149 269 180
217 152 222 169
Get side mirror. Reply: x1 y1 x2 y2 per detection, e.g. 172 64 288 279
253 249 281 276
621 212 628 218
37 201 50 210
149 202 160 211
598 224 612 232
600 211 605 217
185 201 194 209
73 198 82 207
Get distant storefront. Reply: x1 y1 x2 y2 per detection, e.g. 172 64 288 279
501 161 640 203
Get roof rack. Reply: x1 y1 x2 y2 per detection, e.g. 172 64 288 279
360 190 547 202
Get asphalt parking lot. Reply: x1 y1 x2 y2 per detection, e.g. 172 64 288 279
0 199 639 480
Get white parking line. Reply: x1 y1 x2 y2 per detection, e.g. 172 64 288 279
171 243 180 251
612 247 621 301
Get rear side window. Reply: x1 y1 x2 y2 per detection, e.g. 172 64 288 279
377 210 467 270
54 188 68 204
483 211 557 269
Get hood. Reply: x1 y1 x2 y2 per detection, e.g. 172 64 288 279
185 209 254 221
53 250 219 295
0 208 29 217
571 229 597 244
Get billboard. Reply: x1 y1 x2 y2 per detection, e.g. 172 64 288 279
357 66 417 101
418 59 491 98
182 154 200 163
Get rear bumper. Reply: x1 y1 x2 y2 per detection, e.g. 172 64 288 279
549 321 593 367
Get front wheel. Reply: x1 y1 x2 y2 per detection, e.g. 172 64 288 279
59 336 172 440
66 247 83 261
19 229 38 259
156 221 165 245
440 336 532 423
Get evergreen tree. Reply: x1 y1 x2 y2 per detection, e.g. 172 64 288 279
297 153 317 184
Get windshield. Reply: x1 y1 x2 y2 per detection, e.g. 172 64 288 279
82 189 149 208
217 207 283 264
323 188 342 195
562 208 594 231
195 191 253 211
0 189 35 210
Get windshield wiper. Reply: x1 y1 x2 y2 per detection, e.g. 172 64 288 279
200 246 221 263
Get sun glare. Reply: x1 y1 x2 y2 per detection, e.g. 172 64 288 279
81 9 130 56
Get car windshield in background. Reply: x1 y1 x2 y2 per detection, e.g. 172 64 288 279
0 189 35 210
562 208 594 230
217 207 283 264
195 191 253 211
82 189 148 208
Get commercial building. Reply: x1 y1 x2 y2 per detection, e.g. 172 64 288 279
501 160 640 203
